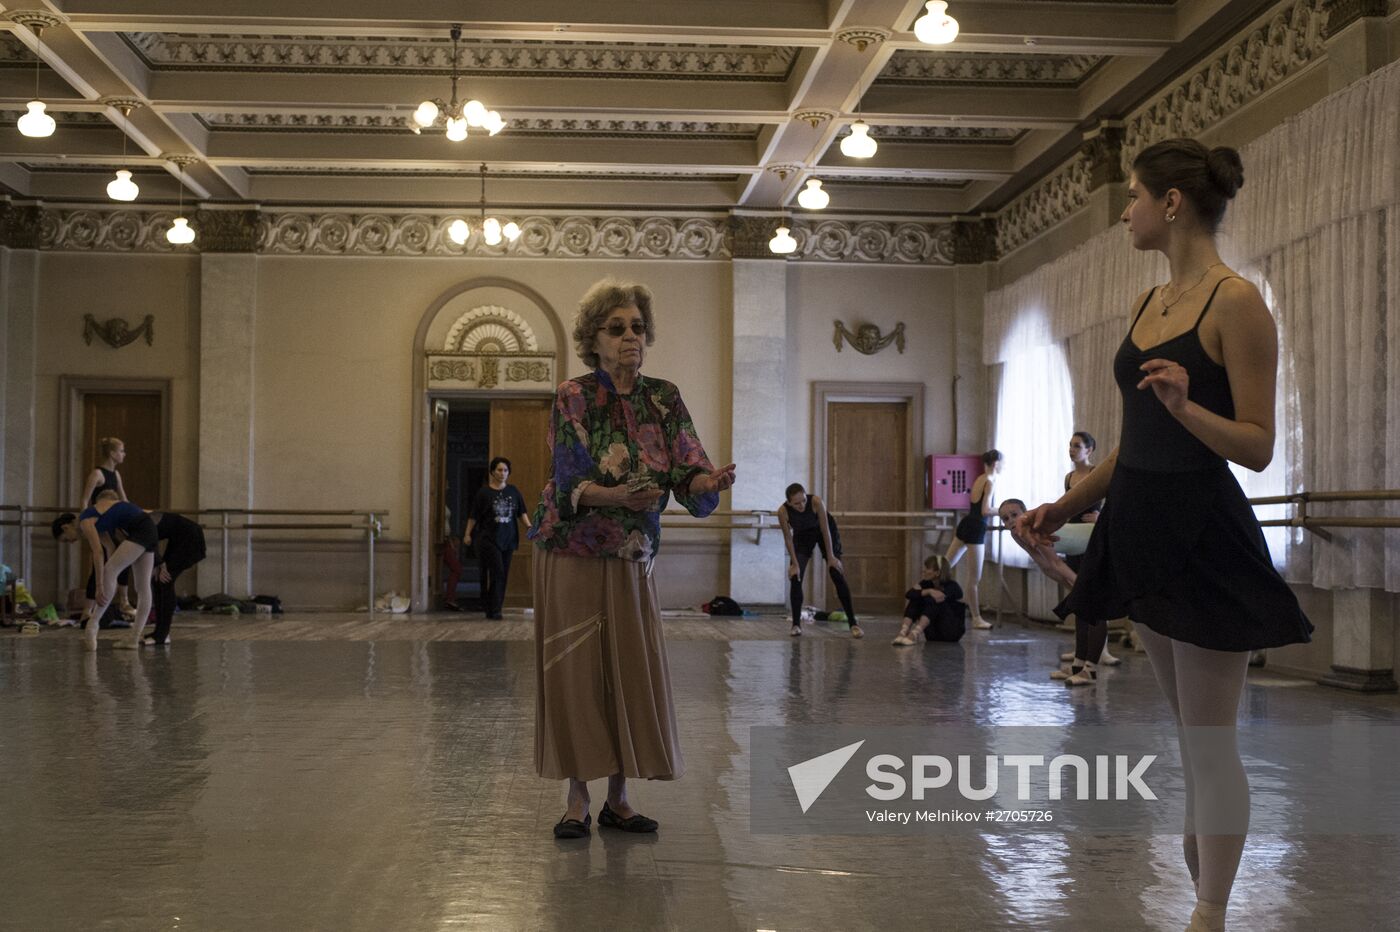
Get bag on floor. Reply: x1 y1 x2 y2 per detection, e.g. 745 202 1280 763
703 596 743 616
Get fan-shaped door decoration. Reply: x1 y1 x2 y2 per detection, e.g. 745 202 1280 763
444 305 538 353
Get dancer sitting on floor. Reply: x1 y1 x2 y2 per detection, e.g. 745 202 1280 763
777 483 861 639
892 554 965 645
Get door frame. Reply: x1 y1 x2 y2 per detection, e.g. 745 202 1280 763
409 277 567 611
57 376 173 594
811 381 925 603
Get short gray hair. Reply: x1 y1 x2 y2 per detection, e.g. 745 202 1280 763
572 279 656 369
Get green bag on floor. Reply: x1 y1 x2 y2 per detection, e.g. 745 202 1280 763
34 604 59 624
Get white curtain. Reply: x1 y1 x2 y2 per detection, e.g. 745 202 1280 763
983 57 1400 592
990 316 1076 568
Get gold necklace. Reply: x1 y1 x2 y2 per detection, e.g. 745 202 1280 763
1159 262 1222 316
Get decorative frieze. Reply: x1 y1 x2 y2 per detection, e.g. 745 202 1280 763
879 51 1104 86
994 154 1093 257
426 352 554 389
1120 0 1328 173
793 220 955 265
1081 123 1126 190
37 208 183 252
127 33 797 80
194 209 260 252
869 125 1021 143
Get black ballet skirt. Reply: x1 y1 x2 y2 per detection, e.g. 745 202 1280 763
1055 282 1313 652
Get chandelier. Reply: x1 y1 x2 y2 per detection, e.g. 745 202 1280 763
412 25 505 139
448 164 520 246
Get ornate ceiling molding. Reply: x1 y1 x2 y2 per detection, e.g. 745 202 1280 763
125 33 798 80
868 125 1022 143
1120 0 1328 174
994 153 1093 257
879 51 1105 86
194 113 762 137
791 220 954 265
37 208 188 252
258 213 731 259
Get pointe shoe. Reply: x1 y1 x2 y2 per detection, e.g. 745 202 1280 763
1185 900 1226 931
972 618 992 630
1050 664 1081 681
1060 651 1075 662
1064 663 1097 687
115 638 140 650
891 635 915 646
849 624 864 639
1099 649 1121 666
790 625 802 637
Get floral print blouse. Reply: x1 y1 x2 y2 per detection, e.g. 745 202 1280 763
528 369 719 562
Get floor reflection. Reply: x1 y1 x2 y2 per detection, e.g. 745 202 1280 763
1 619 1398 930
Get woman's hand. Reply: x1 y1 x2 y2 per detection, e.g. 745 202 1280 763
157 565 172 584
689 463 737 496
614 484 663 512
1081 512 1099 524
1138 358 1190 415
929 590 946 604
1016 503 1068 549
96 573 111 604
788 560 800 579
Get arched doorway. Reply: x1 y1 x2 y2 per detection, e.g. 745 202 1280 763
409 279 567 611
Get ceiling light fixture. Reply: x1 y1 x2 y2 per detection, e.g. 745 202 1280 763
797 178 829 210
769 217 797 255
477 164 520 246
165 155 197 244
105 102 141 201
412 25 506 140
914 1 960 45
8 12 62 138
840 120 877 159
448 218 470 245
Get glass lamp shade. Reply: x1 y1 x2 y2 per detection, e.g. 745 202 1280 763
768 225 797 255
797 178 829 210
17 100 55 138
839 120 878 159
107 169 139 202
413 100 439 127
445 117 468 141
448 219 470 245
166 216 195 244
502 221 521 241
914 1 959 45
484 111 505 135
482 216 503 245
464 99 488 127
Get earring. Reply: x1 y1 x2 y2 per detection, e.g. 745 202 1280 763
1165 214 1175 223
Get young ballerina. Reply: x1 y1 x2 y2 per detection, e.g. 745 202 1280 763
1018 139 1313 931
945 450 1001 629
892 554 965 645
1056 431 1120 677
998 498 1102 687
71 490 158 650
77 436 133 622
777 483 861 639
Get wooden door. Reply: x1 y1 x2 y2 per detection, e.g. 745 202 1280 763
826 401 908 613
489 398 552 606
428 400 450 607
81 393 162 508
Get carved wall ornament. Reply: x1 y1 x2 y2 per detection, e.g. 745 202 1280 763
951 218 998 264
834 320 905 355
83 314 154 348
506 361 551 382
0 203 43 249
879 50 1104 86
794 219 956 265
836 28 891 52
443 305 539 352
478 357 500 389
994 153 1093 256
1081 122 1126 190
193 209 260 252
1323 0 1389 37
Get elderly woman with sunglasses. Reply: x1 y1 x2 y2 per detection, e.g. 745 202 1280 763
529 278 736 840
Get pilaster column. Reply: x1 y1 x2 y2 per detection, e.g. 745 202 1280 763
1323 0 1390 92
0 205 41 581
951 218 994 453
197 209 260 596
1080 121 1128 233
728 215 789 604
1320 588 1398 692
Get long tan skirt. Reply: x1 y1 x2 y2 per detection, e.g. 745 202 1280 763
533 547 684 782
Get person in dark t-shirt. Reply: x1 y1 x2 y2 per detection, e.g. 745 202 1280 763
464 456 532 619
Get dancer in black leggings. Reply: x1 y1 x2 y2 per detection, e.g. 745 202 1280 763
147 511 207 646
777 484 861 639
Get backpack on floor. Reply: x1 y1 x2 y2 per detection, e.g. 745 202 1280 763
703 596 744 616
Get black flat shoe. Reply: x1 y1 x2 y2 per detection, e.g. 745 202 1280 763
552 812 591 839
598 801 658 834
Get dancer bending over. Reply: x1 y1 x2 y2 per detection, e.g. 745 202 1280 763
778 484 861 639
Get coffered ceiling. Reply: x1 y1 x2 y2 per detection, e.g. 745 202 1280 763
0 0 1279 216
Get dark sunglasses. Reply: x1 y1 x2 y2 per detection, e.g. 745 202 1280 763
601 321 647 337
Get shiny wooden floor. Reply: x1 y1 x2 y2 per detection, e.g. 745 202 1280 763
3 613 1398 931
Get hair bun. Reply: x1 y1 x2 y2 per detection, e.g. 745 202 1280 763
1206 146 1244 199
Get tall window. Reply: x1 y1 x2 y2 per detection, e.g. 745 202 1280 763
990 315 1075 568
